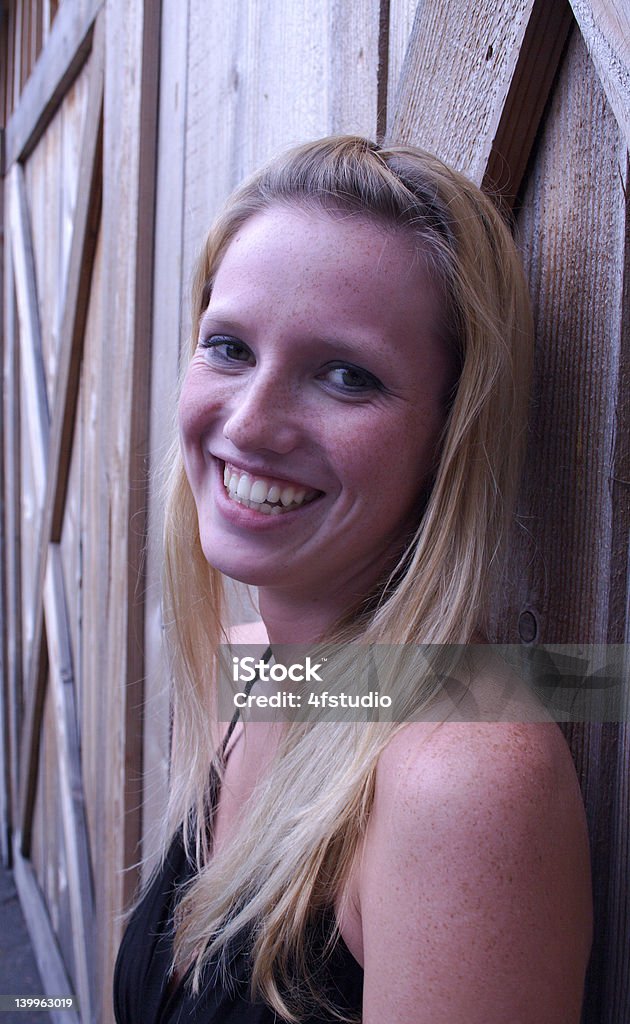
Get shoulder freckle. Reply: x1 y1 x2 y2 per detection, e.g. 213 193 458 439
373 721 580 842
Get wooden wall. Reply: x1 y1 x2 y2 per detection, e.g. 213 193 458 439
1 1 628 1022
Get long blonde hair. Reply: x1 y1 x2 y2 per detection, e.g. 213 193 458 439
162 136 534 1019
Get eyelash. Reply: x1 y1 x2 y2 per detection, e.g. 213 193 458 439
199 335 253 363
198 335 384 395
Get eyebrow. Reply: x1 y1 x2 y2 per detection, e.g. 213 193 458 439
198 309 249 337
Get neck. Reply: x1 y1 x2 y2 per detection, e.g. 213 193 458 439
258 587 355 644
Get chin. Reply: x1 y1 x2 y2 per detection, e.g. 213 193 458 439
198 544 273 588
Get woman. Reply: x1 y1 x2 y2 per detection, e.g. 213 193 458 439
114 136 592 1023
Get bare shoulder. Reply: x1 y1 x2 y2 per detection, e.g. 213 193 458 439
375 718 586 830
359 721 593 1024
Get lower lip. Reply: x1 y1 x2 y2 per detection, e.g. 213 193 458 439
214 461 322 529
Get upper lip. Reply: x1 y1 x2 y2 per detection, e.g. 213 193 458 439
211 453 323 492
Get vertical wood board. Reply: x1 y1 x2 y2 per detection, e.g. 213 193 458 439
386 0 417 121
501 32 627 644
76 225 104 862
99 1 160 1015
182 0 381 342
143 0 190 872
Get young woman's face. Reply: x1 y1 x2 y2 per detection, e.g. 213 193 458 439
179 206 453 607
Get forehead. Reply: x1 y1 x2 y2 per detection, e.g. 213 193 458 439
210 205 430 307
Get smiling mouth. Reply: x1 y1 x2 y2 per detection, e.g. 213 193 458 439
222 462 321 515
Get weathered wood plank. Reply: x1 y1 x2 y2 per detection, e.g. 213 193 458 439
183 0 382 340
504 31 628 644
8 162 49 501
4 0 101 167
77 224 104 865
142 0 189 874
12 842 80 1024
18 19 103 863
42 547 94 1022
329 0 381 136
605 721 630 1019
387 0 567 192
99 1 161 1012
569 0 630 151
482 0 574 208
491 35 629 1018
1 185 18 865
386 0 417 126
51 23 103 541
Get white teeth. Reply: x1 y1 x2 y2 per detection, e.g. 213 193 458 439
236 476 251 500
249 479 268 504
222 463 316 514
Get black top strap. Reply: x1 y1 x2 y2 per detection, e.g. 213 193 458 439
219 645 272 762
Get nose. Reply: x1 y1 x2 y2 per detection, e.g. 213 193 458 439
222 371 301 455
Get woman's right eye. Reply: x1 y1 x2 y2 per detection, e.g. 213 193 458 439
198 335 254 365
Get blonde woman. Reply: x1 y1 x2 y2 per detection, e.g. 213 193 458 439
114 137 592 1023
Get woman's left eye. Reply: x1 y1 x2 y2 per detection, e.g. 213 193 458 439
320 363 383 394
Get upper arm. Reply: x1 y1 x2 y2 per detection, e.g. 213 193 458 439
359 722 592 1024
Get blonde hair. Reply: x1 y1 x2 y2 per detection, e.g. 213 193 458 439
162 136 534 1019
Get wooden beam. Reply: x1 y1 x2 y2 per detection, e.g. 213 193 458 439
1 199 23 860
98 1 162 1009
50 14 103 540
12 840 80 1024
43 546 94 1023
482 0 574 209
18 15 104 852
8 162 49 502
0 126 10 865
386 0 572 207
4 0 101 168
10 158 49 849
7 29 103 1024
569 0 630 152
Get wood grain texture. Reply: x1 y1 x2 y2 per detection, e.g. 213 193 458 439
9 162 49 499
386 0 417 125
481 0 573 209
492 36 629 1017
12 843 80 1024
1 200 23 856
498 31 628 645
387 0 536 179
4 0 101 166
76 225 104 871
99 1 160 1015
18 24 103 869
569 0 630 150
142 0 189 874
182 0 381 332
42 548 94 1021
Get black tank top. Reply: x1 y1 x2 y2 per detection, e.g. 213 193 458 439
113 653 364 1022
113 828 363 1023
